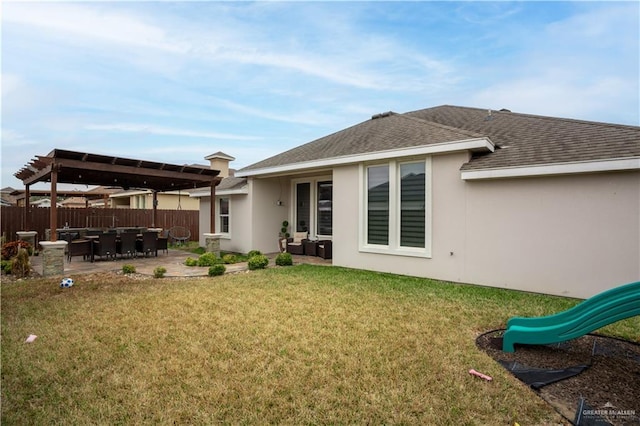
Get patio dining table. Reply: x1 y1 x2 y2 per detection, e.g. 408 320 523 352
75 234 168 262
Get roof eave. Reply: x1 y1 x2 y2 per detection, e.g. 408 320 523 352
461 157 640 180
237 137 494 178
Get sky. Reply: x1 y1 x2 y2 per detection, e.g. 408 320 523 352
2 1 639 191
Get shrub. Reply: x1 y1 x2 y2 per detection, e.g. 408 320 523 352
122 264 136 274
10 248 30 278
2 240 33 261
153 266 167 278
247 249 262 258
208 264 226 277
185 257 198 267
197 252 218 267
1 259 12 274
275 252 293 266
191 247 206 255
222 254 237 264
248 254 269 270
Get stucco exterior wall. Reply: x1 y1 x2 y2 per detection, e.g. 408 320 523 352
248 178 291 254
332 152 639 298
198 194 252 254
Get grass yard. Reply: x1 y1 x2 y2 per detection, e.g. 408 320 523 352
2 265 638 425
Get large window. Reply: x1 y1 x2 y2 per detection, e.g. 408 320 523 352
400 162 425 248
367 165 389 245
362 159 430 257
219 197 229 234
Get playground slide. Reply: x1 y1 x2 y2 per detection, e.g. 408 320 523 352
502 281 640 352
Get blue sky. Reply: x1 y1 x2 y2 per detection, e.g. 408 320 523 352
2 1 638 190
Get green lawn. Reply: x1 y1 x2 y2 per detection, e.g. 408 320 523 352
2 265 638 424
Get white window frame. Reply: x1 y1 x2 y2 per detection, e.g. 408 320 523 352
217 196 231 237
291 175 333 240
359 157 432 258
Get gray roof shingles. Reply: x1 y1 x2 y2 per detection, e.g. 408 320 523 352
240 105 640 173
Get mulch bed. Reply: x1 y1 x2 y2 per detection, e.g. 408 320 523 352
476 330 640 425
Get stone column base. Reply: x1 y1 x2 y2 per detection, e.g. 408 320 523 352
203 233 221 258
16 231 38 252
39 241 68 277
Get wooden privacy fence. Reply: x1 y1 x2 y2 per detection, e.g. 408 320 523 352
1 207 199 244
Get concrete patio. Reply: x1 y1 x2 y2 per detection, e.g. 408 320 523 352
28 248 331 278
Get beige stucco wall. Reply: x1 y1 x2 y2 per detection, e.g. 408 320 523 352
198 194 252 254
248 178 292 254
333 152 639 299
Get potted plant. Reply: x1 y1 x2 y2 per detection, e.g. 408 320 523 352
278 220 290 252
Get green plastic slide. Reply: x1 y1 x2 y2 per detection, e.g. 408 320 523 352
502 281 640 352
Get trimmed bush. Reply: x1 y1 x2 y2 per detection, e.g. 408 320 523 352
222 254 237 264
248 254 269 270
247 250 262 258
122 264 136 274
185 257 198 267
197 252 218 267
275 252 293 266
1 259 12 274
208 264 226 277
153 266 167 278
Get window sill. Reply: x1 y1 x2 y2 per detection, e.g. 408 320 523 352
359 245 431 259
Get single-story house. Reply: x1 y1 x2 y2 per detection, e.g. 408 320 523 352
194 105 639 299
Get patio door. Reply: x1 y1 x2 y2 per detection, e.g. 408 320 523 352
295 183 310 233
294 179 332 238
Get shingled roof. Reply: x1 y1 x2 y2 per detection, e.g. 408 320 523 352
239 105 639 175
405 105 640 171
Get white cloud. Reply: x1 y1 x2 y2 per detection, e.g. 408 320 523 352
3 3 187 54
83 123 262 141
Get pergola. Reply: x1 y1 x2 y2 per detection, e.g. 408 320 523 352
15 149 222 241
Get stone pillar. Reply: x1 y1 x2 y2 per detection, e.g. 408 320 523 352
39 241 68 277
16 231 38 252
204 233 221 258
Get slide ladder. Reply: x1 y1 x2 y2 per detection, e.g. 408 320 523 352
502 281 640 352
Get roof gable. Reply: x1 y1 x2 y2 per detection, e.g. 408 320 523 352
240 113 488 173
239 105 640 176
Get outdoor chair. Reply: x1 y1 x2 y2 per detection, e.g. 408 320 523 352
286 232 308 255
317 240 332 259
93 232 117 261
137 231 158 257
168 226 190 246
68 239 92 262
117 231 137 259
157 230 169 255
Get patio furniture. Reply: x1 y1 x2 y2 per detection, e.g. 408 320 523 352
317 240 332 259
304 240 318 256
168 226 190 245
157 230 169 255
93 232 117 261
68 239 92 262
286 232 308 255
137 231 158 257
117 231 137 259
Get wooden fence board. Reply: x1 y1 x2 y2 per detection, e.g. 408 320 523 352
1 206 199 244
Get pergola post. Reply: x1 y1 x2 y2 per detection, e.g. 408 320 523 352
50 166 58 242
210 182 216 233
152 191 158 228
24 184 31 231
